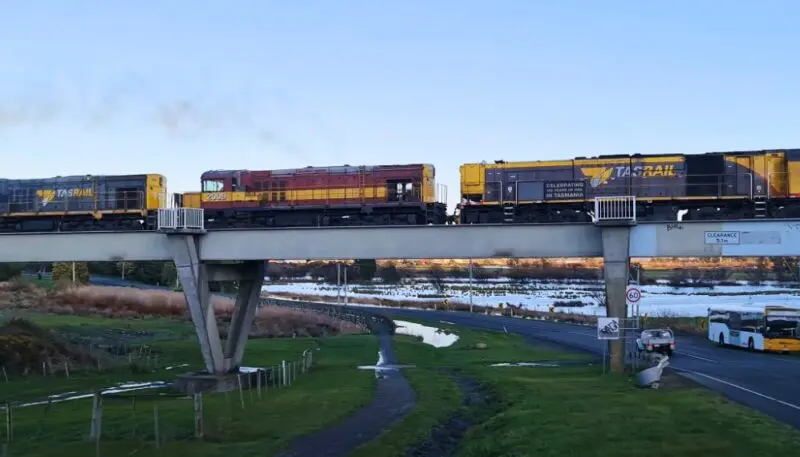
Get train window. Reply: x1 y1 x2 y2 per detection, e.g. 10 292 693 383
202 179 224 192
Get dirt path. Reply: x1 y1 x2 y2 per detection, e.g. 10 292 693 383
277 333 416 457
404 370 500 457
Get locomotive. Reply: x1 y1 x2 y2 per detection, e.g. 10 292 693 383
4 148 800 234
177 163 449 228
0 174 167 233
457 149 800 224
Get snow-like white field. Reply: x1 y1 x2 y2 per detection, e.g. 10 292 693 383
263 278 800 318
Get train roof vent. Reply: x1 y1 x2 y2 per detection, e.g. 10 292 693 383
494 160 506 164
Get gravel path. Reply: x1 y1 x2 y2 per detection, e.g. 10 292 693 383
278 333 416 457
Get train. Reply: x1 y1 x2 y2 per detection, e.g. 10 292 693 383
457 148 800 223
175 164 449 228
0 174 167 232
2 148 800 233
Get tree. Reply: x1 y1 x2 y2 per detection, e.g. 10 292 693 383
378 263 402 284
354 259 377 281
747 257 770 285
117 261 137 280
769 257 799 283
0 263 24 281
160 261 178 288
52 262 89 285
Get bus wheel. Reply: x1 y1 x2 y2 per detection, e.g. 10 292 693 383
748 338 754 351
718 333 725 345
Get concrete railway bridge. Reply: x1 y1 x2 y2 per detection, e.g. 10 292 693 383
1 196 798 378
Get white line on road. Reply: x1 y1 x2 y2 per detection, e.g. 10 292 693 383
676 351 719 364
682 370 800 412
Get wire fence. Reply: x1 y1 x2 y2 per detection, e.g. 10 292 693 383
0 349 314 456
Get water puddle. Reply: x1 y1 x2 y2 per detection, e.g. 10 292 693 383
5 381 170 409
357 350 415 377
489 359 594 368
394 320 459 348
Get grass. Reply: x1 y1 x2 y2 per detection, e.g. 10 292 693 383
351 319 800 457
3 332 380 457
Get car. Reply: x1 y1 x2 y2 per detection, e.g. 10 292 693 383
636 328 675 357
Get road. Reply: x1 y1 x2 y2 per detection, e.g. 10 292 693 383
364 306 800 430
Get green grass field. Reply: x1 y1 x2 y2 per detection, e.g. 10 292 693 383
0 313 379 457
352 320 800 457
4 312 800 457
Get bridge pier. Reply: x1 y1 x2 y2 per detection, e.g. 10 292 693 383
165 232 266 378
593 196 637 373
600 226 630 373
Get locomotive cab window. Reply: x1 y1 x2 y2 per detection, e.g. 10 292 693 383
387 180 415 202
202 179 224 192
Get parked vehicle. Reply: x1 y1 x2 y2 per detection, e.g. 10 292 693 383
636 328 675 357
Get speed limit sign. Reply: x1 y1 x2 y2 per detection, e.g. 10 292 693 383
625 286 641 305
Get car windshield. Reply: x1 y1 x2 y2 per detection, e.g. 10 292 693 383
644 330 672 338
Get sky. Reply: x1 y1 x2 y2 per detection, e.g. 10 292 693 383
2 1 800 210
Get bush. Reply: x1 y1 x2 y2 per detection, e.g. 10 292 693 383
52 262 90 285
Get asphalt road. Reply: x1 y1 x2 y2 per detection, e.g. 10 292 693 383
363 306 800 430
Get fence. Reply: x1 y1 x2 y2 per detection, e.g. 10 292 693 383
0 349 314 456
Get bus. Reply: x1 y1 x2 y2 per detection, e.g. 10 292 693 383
708 305 800 353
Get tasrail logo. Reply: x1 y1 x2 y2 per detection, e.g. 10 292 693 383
36 188 94 206
580 164 677 188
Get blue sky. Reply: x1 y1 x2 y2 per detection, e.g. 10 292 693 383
2 1 799 209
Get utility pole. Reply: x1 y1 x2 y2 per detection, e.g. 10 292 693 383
72 262 76 285
336 264 342 305
468 259 474 313
344 264 348 306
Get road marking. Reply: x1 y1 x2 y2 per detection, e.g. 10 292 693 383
682 370 800 412
565 331 593 337
676 351 719 364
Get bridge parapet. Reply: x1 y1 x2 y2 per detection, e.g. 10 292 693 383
157 208 206 233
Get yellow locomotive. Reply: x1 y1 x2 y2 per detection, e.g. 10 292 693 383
457 149 800 223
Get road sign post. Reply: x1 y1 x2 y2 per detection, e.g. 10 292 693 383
597 317 620 375
626 285 641 317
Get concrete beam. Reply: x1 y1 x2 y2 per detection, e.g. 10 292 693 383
0 232 171 262
199 224 603 261
206 262 265 282
629 220 800 257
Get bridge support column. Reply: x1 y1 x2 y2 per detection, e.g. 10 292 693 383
167 234 267 376
600 226 631 373
167 235 224 374
220 261 266 372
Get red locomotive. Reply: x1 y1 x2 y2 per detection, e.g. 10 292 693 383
181 163 448 228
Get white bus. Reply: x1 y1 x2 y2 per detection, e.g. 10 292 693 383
708 305 800 353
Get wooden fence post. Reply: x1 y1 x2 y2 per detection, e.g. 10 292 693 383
193 393 203 439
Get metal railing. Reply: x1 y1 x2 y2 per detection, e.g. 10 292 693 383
593 196 636 223
157 208 205 231
435 183 448 204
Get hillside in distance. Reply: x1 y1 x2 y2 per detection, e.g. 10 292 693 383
279 257 761 270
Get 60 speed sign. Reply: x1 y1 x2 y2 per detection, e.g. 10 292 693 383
625 286 641 305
